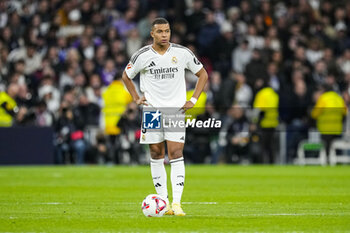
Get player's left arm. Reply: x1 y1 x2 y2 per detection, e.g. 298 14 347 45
181 67 208 112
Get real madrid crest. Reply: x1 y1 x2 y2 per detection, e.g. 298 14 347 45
171 56 178 64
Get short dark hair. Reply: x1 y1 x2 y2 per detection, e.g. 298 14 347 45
151 18 169 29
114 71 123 81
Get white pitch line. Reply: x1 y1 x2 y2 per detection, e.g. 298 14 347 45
0 202 72 206
183 202 274 205
52 173 63 178
188 212 350 217
112 202 269 205
41 202 71 205
1 201 348 207
182 202 218 204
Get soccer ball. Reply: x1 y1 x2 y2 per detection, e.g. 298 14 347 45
141 194 167 217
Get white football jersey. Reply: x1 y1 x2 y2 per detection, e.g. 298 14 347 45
125 43 203 108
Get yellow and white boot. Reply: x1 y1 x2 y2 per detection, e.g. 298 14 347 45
172 203 186 216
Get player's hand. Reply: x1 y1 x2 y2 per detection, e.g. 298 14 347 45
180 101 194 113
135 96 148 106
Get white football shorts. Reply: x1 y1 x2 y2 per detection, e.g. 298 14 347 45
140 107 186 144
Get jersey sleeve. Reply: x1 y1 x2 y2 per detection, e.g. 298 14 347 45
185 50 203 75
124 53 143 79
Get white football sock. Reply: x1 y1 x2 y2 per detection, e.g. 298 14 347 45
150 158 169 204
170 157 185 204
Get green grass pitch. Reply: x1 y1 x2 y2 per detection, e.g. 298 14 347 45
0 165 350 232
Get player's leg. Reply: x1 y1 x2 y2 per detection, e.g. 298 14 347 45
149 142 173 215
167 140 186 216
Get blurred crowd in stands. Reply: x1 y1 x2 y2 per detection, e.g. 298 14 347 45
0 0 350 165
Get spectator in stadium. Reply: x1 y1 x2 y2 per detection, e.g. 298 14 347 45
113 8 137 40
85 73 103 106
38 75 60 113
126 28 142 58
233 72 253 107
197 10 220 58
101 59 117 86
80 1 93 25
76 35 95 61
211 21 236 76
102 72 132 164
55 102 87 164
265 26 281 52
324 73 341 94
45 46 62 74
8 12 25 40
117 102 143 164
306 38 324 65
34 100 54 127
311 84 347 160
82 59 97 80
207 71 224 112
253 85 279 163
322 48 339 76
76 94 100 127
137 10 158 41
88 131 109 164
73 73 87 96
0 83 19 127
109 40 126 62
8 42 42 76
311 59 328 88
218 71 236 112
12 59 27 87
284 46 312 86
187 102 216 164
57 9 85 38
280 70 311 163
337 48 350 76
239 0 254 24
226 104 250 163
101 0 120 25
232 39 252 74
267 62 282 92
211 0 225 25
246 24 265 50
226 7 246 41
0 26 19 52
184 0 206 37
59 66 75 92
244 49 268 94
333 22 350 56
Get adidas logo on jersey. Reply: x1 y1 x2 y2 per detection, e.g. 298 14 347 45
148 61 156 67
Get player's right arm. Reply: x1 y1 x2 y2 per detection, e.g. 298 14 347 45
122 71 148 106
123 47 150 106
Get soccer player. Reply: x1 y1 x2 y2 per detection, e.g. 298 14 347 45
122 18 208 216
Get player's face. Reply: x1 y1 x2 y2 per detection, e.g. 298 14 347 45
151 23 171 47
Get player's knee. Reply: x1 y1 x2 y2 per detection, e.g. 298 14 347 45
150 150 164 159
168 148 183 160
